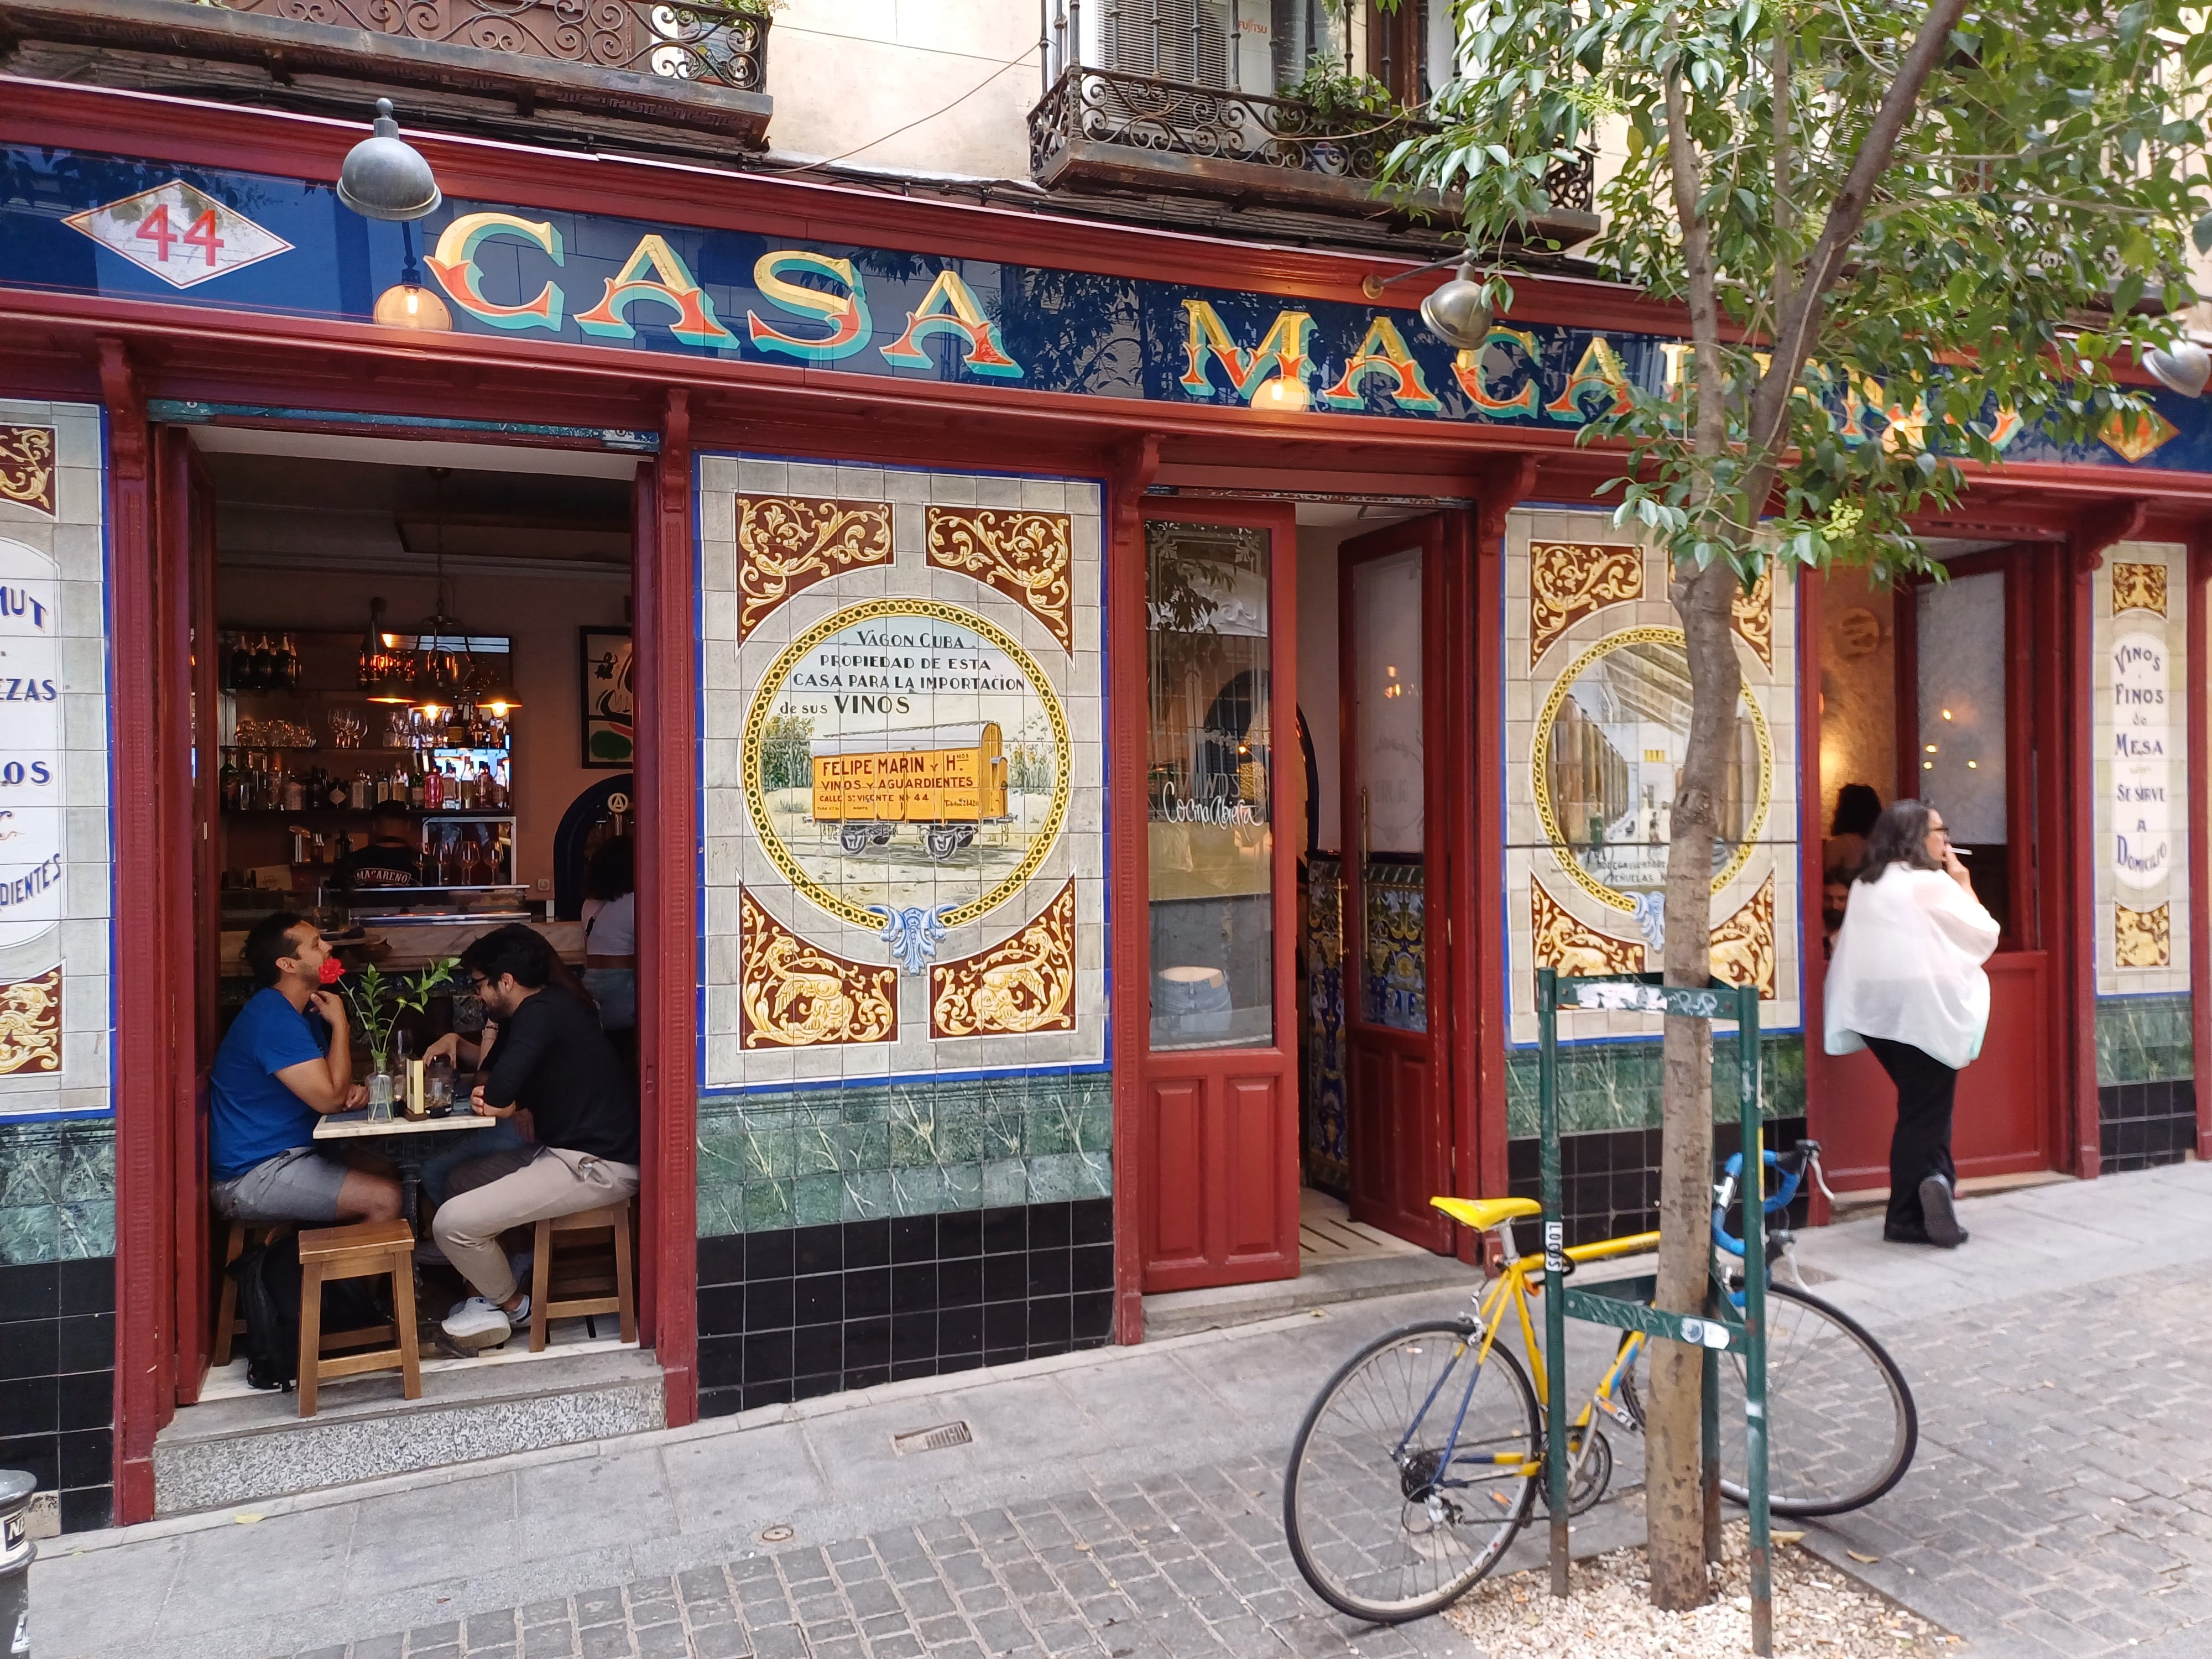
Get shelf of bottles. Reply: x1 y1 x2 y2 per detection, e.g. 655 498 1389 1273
217 627 518 875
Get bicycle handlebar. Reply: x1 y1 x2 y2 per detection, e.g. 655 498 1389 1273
1710 1139 1820 1259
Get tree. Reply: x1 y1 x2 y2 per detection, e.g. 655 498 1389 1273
1385 0 2212 1610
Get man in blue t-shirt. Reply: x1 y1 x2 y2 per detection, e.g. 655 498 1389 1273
210 912 399 1225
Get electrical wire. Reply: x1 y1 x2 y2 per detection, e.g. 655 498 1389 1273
762 38 1041 175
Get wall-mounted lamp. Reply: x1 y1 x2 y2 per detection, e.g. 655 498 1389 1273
340 99 442 222
2146 339 2210 398
1418 263 1494 352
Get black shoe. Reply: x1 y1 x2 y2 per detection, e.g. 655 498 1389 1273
1918 1175 1965 1248
1884 1223 1934 1245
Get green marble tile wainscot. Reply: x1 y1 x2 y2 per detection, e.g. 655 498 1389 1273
2096 994 2194 1086
1505 1035 1808 1139
698 1072 1114 1234
0 1118 117 1265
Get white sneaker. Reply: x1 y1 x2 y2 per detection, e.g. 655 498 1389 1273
441 1294 526 1349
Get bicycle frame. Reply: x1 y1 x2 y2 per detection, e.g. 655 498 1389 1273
1392 1230 1663 1502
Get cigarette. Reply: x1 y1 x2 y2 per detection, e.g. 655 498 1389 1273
1953 847 1972 859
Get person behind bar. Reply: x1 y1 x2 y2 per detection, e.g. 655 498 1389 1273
209 912 399 1225
340 801 424 890
579 835 638 1071
434 924 639 1352
1824 800 2000 1249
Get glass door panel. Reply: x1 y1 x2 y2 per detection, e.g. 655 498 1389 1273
1146 520 1276 1051
1915 571 2010 935
1351 546 1426 1031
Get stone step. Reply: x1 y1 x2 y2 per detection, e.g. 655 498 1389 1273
1140 1249 1488 1342
153 1345 665 1516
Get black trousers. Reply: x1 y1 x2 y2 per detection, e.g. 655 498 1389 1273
1864 1036 1958 1234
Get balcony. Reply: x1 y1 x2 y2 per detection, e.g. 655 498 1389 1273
0 0 774 152
1028 65 1599 243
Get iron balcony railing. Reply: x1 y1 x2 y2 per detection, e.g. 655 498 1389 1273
212 0 769 92
1029 62 1597 214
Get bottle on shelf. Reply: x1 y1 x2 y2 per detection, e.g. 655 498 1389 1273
227 634 251 690
272 633 296 691
424 762 443 812
219 750 241 811
325 770 348 810
280 768 304 815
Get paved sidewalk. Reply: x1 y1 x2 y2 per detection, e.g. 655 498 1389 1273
32 1159 2212 1659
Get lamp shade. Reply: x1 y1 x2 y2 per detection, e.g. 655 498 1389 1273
2146 340 2211 399
338 99 442 222
1419 263 1493 352
373 281 453 330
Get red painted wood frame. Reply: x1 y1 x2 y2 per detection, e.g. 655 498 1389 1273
2192 528 2212 1161
1130 498 1302 1294
1807 546 2083 1191
1337 514 1456 1254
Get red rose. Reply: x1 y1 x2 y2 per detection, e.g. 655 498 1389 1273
319 958 346 985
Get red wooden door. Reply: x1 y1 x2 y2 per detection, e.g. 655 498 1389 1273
1819 550 2055 1188
1136 504 1301 1291
1339 517 1454 1250
158 429 218 1402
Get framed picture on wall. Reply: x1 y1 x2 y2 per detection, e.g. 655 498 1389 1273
580 625 634 768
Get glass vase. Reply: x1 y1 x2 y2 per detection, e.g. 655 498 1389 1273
367 1068 394 1121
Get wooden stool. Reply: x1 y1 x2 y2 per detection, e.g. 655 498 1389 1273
213 1217 268 1369
529 1200 636 1353
296 1218 420 1417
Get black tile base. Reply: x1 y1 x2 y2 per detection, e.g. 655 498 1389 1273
0 1255 114 1534
1507 1119 1811 1250
2100 1079 2197 1173
696 1199 1113 1418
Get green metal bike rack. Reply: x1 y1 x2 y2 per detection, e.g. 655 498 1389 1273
1535 966 1774 1655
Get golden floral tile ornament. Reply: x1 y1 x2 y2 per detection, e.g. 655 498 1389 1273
1531 878 1645 977
1731 565 1773 669
2115 901 2171 969
925 506 1074 650
0 426 56 518
0 966 61 1074
2100 406 2179 465
1709 874 1777 999
1528 541 1642 665
734 495 893 641
930 880 1077 1038
2111 561 2169 618
738 890 896 1047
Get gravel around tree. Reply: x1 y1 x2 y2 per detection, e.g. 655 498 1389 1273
1442 1522 1955 1658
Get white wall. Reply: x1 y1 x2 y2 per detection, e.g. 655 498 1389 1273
766 0 1041 180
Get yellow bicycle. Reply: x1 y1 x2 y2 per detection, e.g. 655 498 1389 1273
1282 1144 1917 1625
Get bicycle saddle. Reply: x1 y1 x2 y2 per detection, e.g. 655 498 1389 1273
1429 1196 1541 1232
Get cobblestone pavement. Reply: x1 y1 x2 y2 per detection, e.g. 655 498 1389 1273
1801 1257 2212 1659
288 1459 1474 1659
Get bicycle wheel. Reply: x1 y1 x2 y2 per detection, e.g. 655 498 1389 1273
1720 1283 1917 1515
1284 1319 1541 1624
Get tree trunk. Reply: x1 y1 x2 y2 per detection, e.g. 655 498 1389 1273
1646 551 1746 1610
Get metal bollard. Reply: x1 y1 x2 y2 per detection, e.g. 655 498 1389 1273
0 1469 33 1658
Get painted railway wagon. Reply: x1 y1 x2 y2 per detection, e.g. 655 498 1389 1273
809 722 1009 859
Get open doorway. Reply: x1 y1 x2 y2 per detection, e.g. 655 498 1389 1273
164 426 658 1498
1814 546 2062 1195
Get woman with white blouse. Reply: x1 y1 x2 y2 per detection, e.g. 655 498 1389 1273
1824 800 2001 1248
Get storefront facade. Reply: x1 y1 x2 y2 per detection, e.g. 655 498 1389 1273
3 77 2209 1533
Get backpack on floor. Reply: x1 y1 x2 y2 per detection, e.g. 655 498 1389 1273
228 1231 387 1393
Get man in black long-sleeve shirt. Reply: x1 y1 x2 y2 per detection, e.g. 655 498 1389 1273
432 924 639 1352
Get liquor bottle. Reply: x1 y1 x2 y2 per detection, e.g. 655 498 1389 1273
325 770 348 810
424 762 443 812
281 769 305 815
351 770 370 810
409 761 426 810
218 751 239 811
273 633 297 691
227 634 251 690
250 635 275 690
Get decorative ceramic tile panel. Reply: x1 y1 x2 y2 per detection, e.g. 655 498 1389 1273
925 506 1074 650
1503 506 1802 1046
734 495 893 642
930 879 1076 1038
2094 991 2194 1085
2094 541 2191 999
697 456 1106 1229
1528 540 1641 666
1300 857 1347 1198
0 399 111 1125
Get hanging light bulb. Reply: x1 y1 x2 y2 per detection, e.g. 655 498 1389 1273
1251 375 1310 413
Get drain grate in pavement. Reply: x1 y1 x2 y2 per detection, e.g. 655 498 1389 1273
891 1420 973 1455
1791 1263 1837 1285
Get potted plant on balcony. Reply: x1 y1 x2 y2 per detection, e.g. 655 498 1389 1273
1276 59 1407 176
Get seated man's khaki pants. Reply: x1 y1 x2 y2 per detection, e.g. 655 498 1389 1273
432 1144 640 1304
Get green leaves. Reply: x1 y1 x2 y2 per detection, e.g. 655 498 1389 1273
1384 0 2210 587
